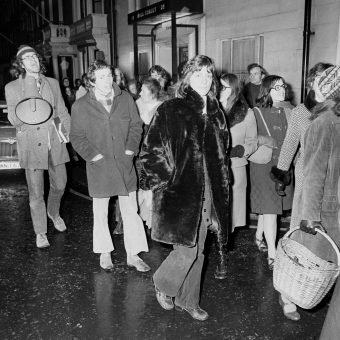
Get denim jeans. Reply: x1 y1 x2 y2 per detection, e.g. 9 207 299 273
25 159 67 235
153 162 212 308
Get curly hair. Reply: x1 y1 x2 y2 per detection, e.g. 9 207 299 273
178 55 218 98
306 62 333 90
141 77 161 100
256 75 284 108
85 60 112 88
148 65 170 89
9 53 46 79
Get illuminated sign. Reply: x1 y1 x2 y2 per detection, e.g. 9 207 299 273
128 1 169 24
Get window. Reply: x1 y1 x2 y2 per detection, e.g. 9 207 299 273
221 35 264 81
92 0 104 14
139 52 149 77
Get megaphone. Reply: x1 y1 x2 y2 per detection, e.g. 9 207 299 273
15 75 53 125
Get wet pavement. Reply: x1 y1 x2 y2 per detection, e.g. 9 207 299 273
0 169 330 340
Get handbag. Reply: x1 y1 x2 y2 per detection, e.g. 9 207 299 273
248 107 273 164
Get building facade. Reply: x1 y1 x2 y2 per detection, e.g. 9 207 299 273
0 0 339 103
119 0 340 103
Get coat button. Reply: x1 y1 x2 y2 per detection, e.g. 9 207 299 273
38 143 41 146
37 127 40 130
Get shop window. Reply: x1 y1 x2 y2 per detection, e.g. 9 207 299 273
139 52 149 78
221 35 264 81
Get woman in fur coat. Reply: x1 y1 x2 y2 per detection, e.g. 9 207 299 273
140 55 230 321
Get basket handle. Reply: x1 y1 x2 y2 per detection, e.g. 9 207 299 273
283 227 340 266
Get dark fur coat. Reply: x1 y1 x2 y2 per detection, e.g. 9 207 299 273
226 95 249 128
140 87 231 247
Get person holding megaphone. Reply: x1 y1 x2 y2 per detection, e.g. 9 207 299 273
5 45 71 248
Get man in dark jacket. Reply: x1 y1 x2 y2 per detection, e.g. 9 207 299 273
5 45 70 248
70 60 150 272
243 63 267 108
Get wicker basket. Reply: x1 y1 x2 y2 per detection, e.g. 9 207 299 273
273 227 340 309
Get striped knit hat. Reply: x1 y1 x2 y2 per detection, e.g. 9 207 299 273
318 66 340 100
16 45 37 59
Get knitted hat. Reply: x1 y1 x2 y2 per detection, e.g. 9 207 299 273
16 45 37 59
318 66 340 100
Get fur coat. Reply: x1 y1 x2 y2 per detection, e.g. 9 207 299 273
140 87 231 247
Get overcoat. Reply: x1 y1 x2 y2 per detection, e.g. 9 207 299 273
301 99 340 246
70 83 143 198
5 75 70 169
305 99 340 340
140 87 231 247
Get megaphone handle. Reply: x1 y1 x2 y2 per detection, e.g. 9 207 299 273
30 98 36 112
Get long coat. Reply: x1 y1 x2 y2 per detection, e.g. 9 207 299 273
140 87 231 247
5 75 70 169
305 100 340 340
70 83 143 198
301 99 340 246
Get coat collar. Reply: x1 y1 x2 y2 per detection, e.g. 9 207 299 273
88 81 122 101
86 82 124 118
225 95 249 127
310 99 340 120
184 86 219 115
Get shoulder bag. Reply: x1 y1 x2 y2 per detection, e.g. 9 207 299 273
248 107 273 164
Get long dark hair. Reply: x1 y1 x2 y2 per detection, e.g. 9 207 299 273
178 55 218 98
9 54 46 79
220 73 241 112
256 75 284 108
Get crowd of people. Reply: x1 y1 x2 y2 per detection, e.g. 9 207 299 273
5 44 340 334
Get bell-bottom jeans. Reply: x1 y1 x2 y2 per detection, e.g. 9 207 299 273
153 166 212 309
25 160 67 235
92 191 149 256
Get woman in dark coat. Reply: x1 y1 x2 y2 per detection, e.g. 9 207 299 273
140 55 230 321
249 75 294 270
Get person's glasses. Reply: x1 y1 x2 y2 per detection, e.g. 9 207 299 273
221 85 230 91
22 54 38 61
272 84 287 91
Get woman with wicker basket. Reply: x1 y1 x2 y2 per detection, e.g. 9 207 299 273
274 66 340 322
301 66 340 337
269 63 333 321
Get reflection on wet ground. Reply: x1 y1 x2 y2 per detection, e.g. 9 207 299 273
0 170 329 339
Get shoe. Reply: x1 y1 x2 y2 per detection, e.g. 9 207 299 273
255 235 268 252
47 213 67 232
100 253 113 271
175 304 209 321
279 295 301 321
267 257 275 270
36 233 50 248
127 254 151 272
155 286 174 310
